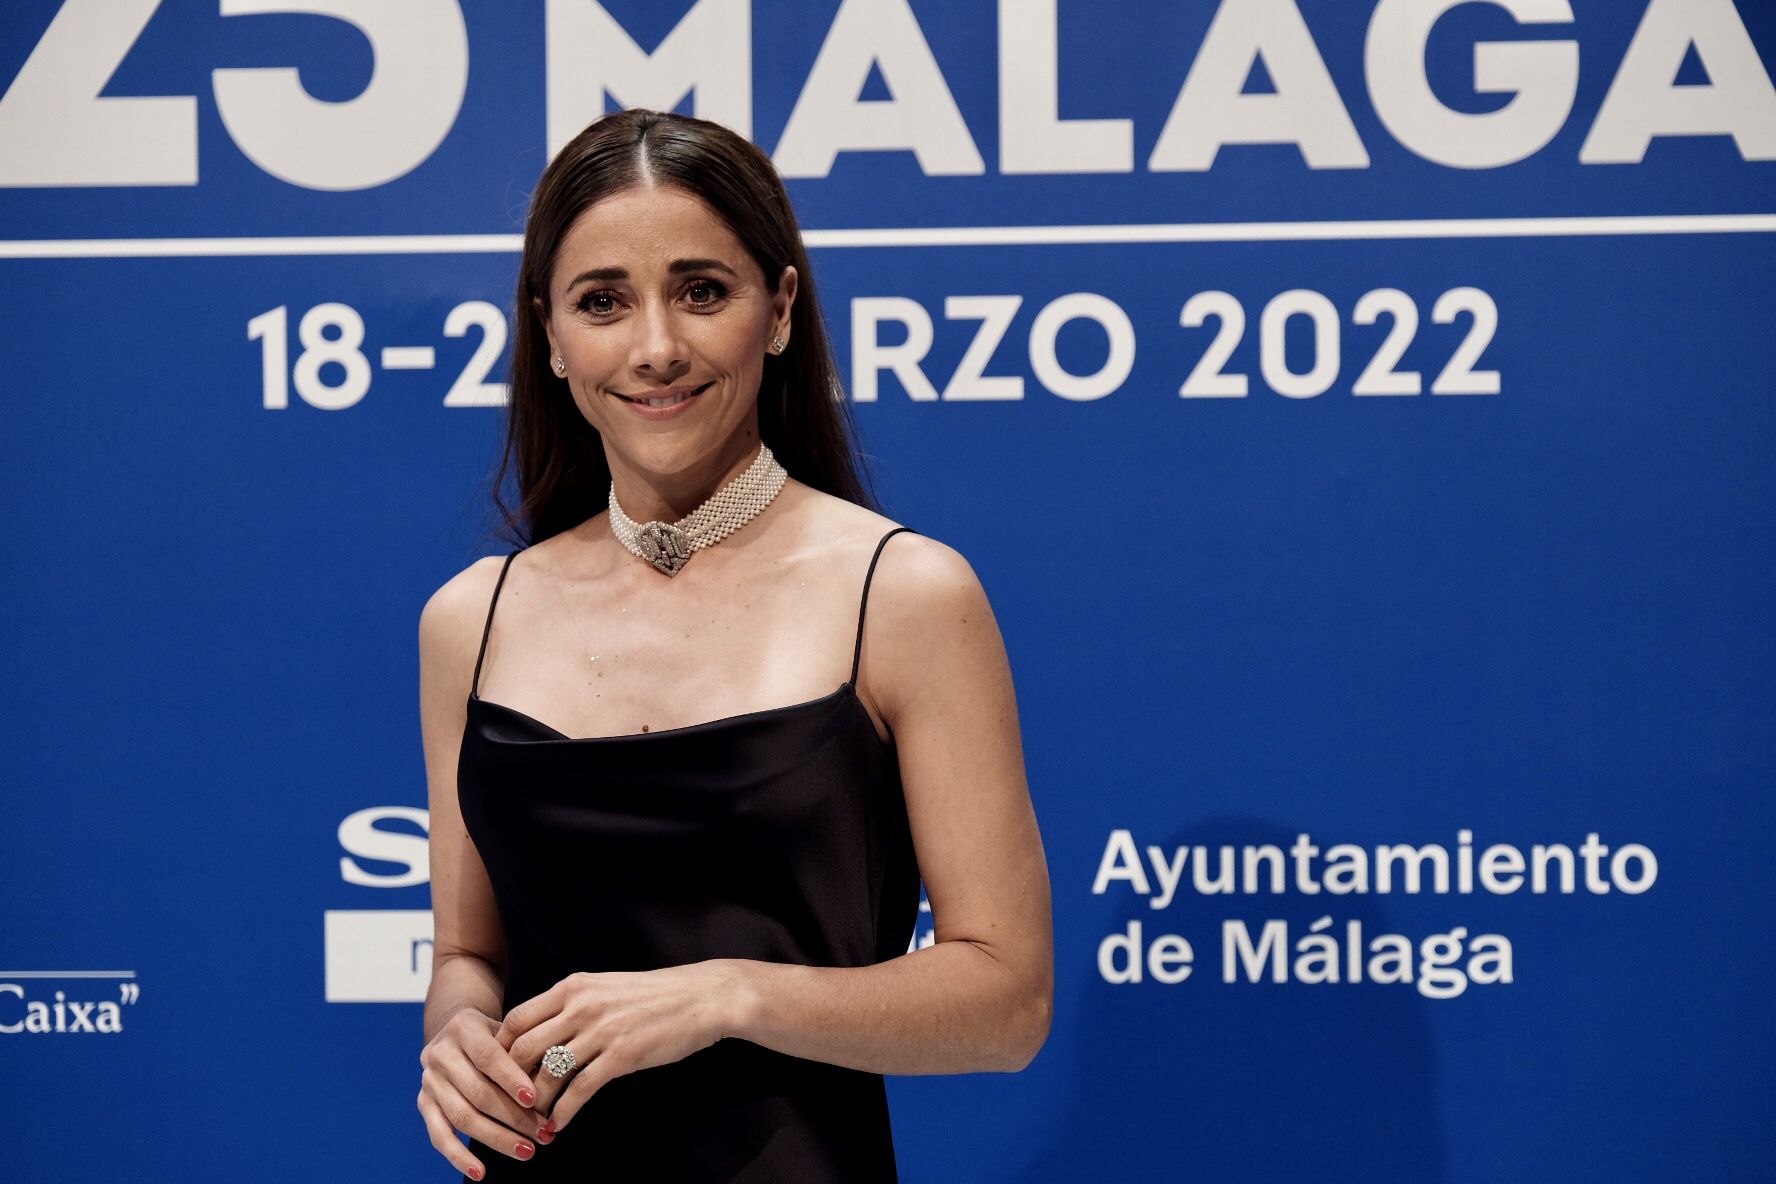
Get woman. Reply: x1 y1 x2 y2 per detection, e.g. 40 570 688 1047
415 108 1052 1182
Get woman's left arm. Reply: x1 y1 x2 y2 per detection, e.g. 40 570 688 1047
722 535 1054 1075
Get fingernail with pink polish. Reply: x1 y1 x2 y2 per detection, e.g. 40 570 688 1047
518 1087 535 1106
516 1140 536 1160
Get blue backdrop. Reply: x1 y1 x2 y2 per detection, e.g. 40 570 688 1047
3 1 1773 1180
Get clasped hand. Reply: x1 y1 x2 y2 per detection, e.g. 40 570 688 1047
417 960 737 1178
499 959 737 1132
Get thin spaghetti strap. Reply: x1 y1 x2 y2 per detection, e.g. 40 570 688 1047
849 527 916 686
470 550 522 699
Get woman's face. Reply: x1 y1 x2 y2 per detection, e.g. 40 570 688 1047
536 182 797 476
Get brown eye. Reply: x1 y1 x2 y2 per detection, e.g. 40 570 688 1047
577 290 618 316
686 280 727 307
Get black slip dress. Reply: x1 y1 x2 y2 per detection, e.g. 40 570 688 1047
455 525 922 1182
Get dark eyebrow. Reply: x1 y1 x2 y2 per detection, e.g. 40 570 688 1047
565 258 740 288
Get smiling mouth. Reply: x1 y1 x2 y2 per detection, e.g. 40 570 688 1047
614 383 710 408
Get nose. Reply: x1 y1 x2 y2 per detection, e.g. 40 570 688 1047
630 296 690 384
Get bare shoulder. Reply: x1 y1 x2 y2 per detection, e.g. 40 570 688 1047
864 528 993 648
842 515 1005 725
868 526 975 599
793 484 982 617
418 551 518 704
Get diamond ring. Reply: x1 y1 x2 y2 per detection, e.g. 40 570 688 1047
541 1044 577 1079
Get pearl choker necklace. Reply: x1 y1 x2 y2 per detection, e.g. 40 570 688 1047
607 443 788 576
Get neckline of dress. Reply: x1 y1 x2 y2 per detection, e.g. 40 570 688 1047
467 681 892 748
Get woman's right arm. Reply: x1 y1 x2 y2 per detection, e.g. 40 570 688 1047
415 558 551 1178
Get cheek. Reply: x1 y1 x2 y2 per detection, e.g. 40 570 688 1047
557 339 631 400
559 329 616 365
706 318 771 372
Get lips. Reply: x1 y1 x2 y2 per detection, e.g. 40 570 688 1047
615 383 710 407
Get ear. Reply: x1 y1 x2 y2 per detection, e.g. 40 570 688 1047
531 294 556 357
770 265 798 348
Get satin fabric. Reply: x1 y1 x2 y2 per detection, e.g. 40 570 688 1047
454 527 921 1182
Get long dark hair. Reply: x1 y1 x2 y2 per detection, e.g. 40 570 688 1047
488 108 884 548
